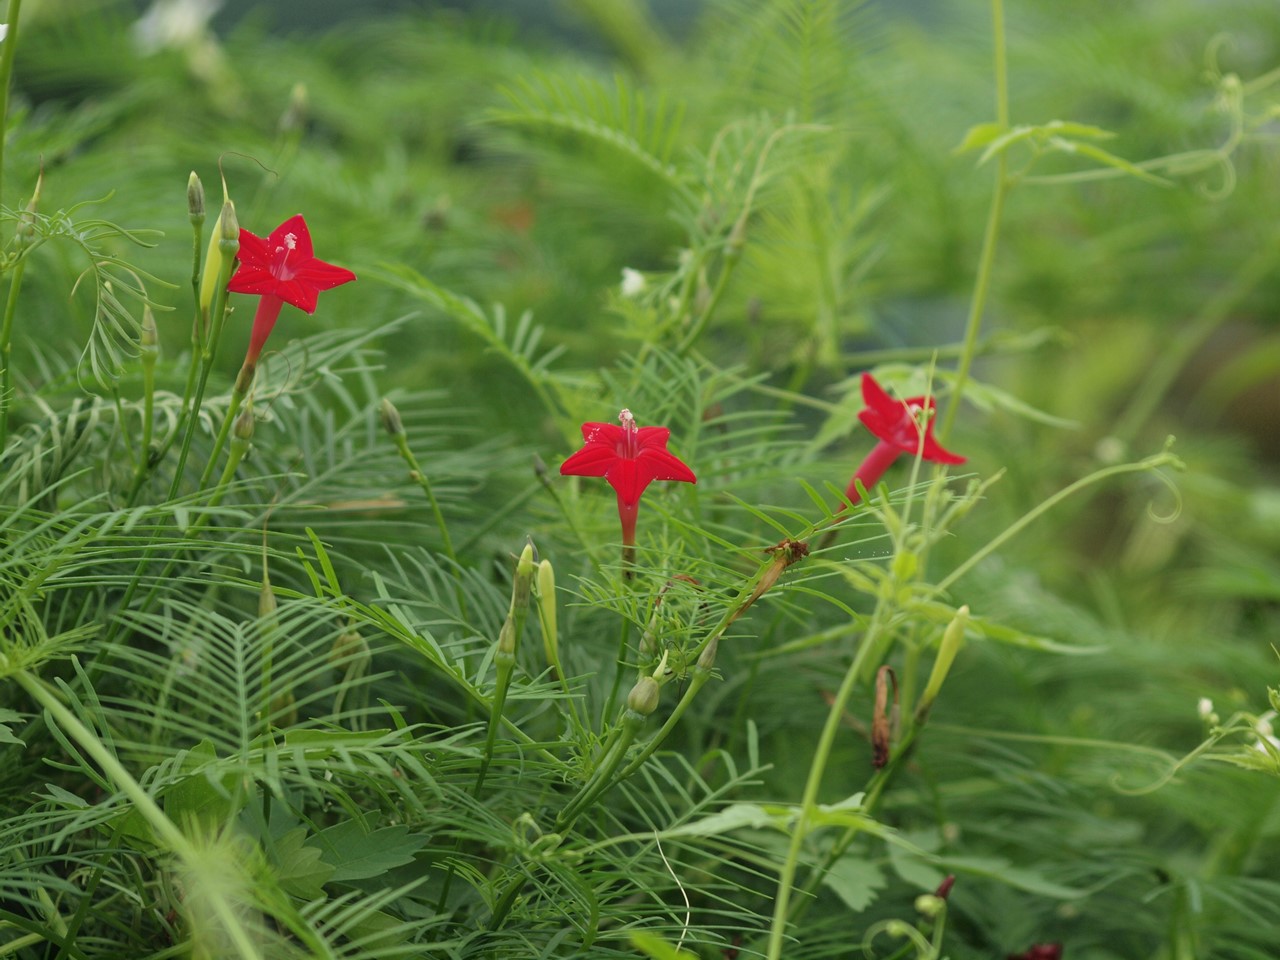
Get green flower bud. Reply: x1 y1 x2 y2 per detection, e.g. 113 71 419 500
15 169 42 249
279 82 308 134
696 635 718 673
268 689 297 728
498 541 536 658
626 675 660 716
140 307 159 358
379 397 405 438
259 573 278 619
536 559 559 676
198 198 237 313
329 628 370 669
914 893 945 919
233 405 255 442
917 605 969 720
497 618 516 657
217 199 240 257
187 171 205 225
513 541 535 612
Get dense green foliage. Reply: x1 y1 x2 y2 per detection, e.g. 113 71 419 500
1 1 1279 957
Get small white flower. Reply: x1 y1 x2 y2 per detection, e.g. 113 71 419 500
132 0 221 54
1257 711 1276 739
620 267 646 298
1253 711 1280 754
1197 697 1214 719
1094 436 1126 464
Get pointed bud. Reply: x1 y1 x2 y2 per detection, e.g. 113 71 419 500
497 618 517 657
535 559 559 677
329 628 369 669
187 171 205 225
498 541 536 658
279 82 308 134
916 605 969 720
233 405 255 442
379 397 404 438
198 199 233 313
513 541 535 611
626 675 660 716
268 690 297 728
914 894 945 919
696 635 718 673
217 199 239 257
140 306 159 359
15 168 42 249
259 570 279 619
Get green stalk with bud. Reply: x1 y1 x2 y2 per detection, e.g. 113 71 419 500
381 396 457 566
474 541 535 798
169 197 239 500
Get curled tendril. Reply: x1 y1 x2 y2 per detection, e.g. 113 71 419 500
861 918 933 959
1111 726 1238 796
1196 154 1237 201
253 345 301 413
1202 32 1232 83
218 149 277 184
1145 469 1183 525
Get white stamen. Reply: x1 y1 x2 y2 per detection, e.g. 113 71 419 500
619 408 636 430
284 232 298 250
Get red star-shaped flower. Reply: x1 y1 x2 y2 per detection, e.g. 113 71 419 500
561 409 696 565
227 214 356 374
842 372 965 506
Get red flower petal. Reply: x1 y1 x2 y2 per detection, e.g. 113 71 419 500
636 444 697 484
227 216 355 314
560 414 696 508
560 443 617 478
269 214 313 261
857 373 966 465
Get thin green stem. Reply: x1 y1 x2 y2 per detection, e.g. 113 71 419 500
939 0 1009 444
933 449 1183 596
197 385 247 491
168 268 234 501
473 655 514 799
554 713 642 829
675 239 741 356
0 0 22 210
0 258 26 449
764 610 886 960
614 669 710 780
487 712 644 931
601 616 632 728
392 432 457 566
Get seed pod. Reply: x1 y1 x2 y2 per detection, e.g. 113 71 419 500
872 665 897 770
233 405 255 442
626 675 660 716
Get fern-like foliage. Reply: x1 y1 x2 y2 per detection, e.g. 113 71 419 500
486 70 691 195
